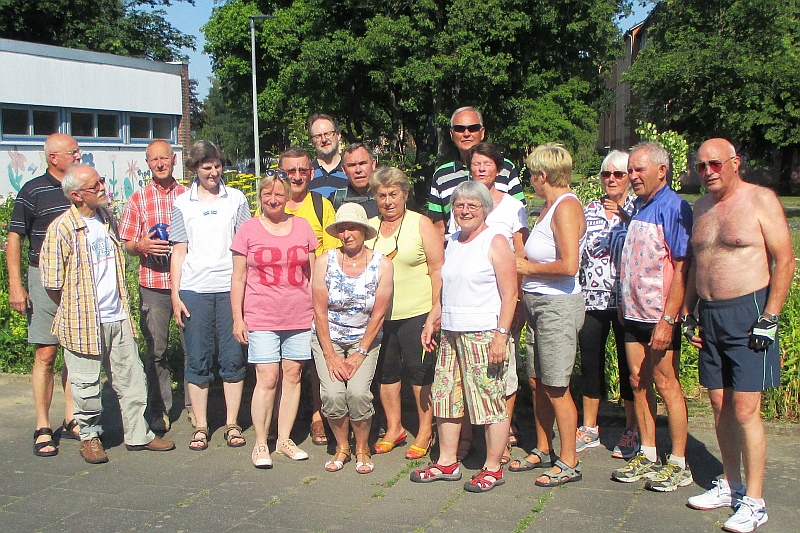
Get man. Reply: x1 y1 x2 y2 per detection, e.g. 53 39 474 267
307 114 349 199
119 140 188 432
612 141 693 492
682 139 794 532
427 106 525 238
8 133 81 457
40 165 175 464
334 142 379 217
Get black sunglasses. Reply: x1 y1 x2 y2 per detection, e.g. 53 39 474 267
452 123 483 133
600 170 628 179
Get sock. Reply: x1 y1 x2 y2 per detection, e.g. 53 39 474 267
727 479 745 493
641 445 657 462
748 497 765 507
668 455 686 469
587 425 598 433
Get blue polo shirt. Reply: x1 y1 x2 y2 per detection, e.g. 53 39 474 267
309 159 348 199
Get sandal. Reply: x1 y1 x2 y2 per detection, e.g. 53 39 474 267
61 419 80 441
534 459 582 487
501 443 512 466
464 467 505 493
373 429 407 454
410 462 462 483
33 428 58 457
310 419 328 446
189 427 209 451
224 424 246 448
325 446 351 472
355 447 374 474
405 436 434 460
508 448 555 472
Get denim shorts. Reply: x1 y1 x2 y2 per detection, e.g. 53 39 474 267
247 329 312 364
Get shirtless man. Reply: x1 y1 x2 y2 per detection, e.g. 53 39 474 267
682 138 795 533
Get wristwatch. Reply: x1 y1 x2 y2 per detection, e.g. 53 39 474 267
662 314 677 325
760 312 779 322
354 347 369 356
495 327 510 335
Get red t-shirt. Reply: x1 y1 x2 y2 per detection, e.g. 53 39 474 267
230 216 319 331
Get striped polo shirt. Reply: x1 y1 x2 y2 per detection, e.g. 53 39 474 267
9 172 71 267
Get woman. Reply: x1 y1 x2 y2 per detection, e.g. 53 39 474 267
576 150 639 459
368 167 444 460
511 143 586 487
171 140 251 451
231 173 318 468
312 203 393 474
411 181 517 493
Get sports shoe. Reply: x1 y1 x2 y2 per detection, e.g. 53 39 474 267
611 451 661 483
575 426 600 453
723 496 769 533
688 479 746 510
80 437 109 464
252 444 273 469
278 438 309 461
645 460 693 492
612 428 640 459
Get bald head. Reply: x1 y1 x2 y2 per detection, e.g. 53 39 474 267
698 138 736 159
146 139 177 184
696 138 741 195
44 133 81 179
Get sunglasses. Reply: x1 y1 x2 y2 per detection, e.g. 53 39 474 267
263 169 288 180
79 176 106 193
451 123 483 133
695 156 735 174
600 170 628 179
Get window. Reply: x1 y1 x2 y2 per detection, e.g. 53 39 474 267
152 116 172 140
1 107 60 137
97 114 119 138
1 108 28 135
71 112 93 137
32 110 58 136
130 115 175 141
130 116 150 139
68 110 121 139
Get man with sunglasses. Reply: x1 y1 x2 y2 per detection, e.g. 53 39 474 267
335 142 380 217
307 114 349 199
119 140 188 433
40 164 175 464
8 133 82 457
427 106 525 238
681 139 794 533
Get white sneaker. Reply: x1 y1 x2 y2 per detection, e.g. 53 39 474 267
252 445 272 469
723 496 768 533
688 479 745 510
278 438 309 461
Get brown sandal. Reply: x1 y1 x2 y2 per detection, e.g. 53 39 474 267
325 446 351 472
189 427 209 451
355 447 374 474
224 424 246 448
310 419 328 446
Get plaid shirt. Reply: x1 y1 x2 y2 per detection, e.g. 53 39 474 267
40 205 134 356
119 180 187 290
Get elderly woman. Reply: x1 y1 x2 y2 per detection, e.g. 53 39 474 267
312 203 393 474
171 140 251 451
231 172 318 468
368 167 444 460
411 180 517 493
511 143 586 487
576 150 639 458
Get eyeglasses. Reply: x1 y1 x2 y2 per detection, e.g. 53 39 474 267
281 167 311 176
452 202 482 212
79 176 105 193
600 170 628 179
55 149 81 157
263 169 288 180
451 124 483 133
695 156 735 174
310 130 337 142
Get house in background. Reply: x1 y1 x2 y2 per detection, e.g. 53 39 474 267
0 38 191 200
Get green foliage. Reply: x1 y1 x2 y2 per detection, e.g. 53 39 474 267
635 122 689 190
762 279 800 420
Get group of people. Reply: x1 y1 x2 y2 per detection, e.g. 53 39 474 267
8 107 794 533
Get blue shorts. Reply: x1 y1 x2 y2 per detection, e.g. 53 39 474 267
247 329 312 364
698 288 781 392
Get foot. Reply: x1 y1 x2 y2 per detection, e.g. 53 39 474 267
310 419 328 446
61 419 81 440
508 448 554 471
410 462 462 483
611 451 661 483
278 438 309 461
645 460 693 492
535 459 582 487
355 448 374 474
80 437 108 464
325 446 351 472
723 496 768 533
464 467 505 493
501 443 512 466
612 428 640 459
33 428 58 457
125 436 176 452
575 425 600 453
189 427 209 451
405 436 434 460
373 428 407 454
252 444 272 469
224 424 246 448
688 479 746 510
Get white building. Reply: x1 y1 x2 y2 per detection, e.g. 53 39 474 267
0 38 190 200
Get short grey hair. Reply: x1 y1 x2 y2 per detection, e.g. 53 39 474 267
450 181 494 218
601 150 629 173
61 164 92 198
450 106 484 128
631 141 670 173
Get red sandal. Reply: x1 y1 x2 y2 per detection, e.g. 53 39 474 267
464 467 505 493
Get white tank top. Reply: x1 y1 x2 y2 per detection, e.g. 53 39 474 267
522 192 585 295
441 226 502 331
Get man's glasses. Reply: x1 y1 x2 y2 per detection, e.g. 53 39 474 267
310 130 337 142
79 176 105 193
56 149 81 156
451 124 483 133
600 170 628 179
281 167 311 176
695 156 735 174
263 169 288 180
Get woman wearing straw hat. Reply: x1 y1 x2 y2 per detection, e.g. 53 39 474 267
311 203 394 474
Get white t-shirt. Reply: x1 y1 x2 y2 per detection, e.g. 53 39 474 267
448 193 527 251
84 215 126 323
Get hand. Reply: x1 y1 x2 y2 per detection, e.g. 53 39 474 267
172 297 190 328
325 354 350 382
232 318 248 345
137 229 171 257
9 282 30 314
602 198 621 216
681 314 702 348
488 332 508 366
515 257 533 276
344 350 367 380
749 317 777 352
648 318 675 352
421 320 440 352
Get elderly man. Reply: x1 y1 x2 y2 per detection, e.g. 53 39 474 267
8 133 81 456
307 114 349 199
334 142 379 217
119 140 189 432
682 139 794 533
427 106 525 238
40 165 175 464
612 141 693 492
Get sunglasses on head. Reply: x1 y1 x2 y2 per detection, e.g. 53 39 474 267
452 123 483 133
695 156 735 174
263 169 288 180
600 170 628 179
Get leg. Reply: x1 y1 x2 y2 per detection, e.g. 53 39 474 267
484 418 512 472
32 344 59 450
709 388 743 486
61 348 103 440
251 363 280 445
436 417 462 466
412 384 434 447
187 382 209 440
578 310 610 429
530 377 554 453
181 290 215 433
222 381 245 429
626 341 657 449
215 292 246 444
139 288 175 425
378 382 404 442
536 384 579 485
734 391 766 499
276 358 304 442
652 344 688 458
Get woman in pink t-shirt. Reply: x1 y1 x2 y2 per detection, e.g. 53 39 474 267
231 173 319 469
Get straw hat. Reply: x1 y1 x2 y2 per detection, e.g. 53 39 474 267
325 202 378 240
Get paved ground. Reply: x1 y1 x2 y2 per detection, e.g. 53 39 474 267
1 372 798 533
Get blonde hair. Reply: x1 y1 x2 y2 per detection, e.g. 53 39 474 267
257 173 291 198
526 143 573 187
369 166 411 195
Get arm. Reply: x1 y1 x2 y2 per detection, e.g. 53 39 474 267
312 253 349 382
420 215 444 329
679 258 703 349
488 234 518 364
759 191 796 317
123 229 170 257
516 197 585 277
230 253 248 344
511 228 529 259
6 232 28 314
170 242 189 328
649 256 689 351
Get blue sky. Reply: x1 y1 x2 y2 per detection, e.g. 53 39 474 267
164 2 652 101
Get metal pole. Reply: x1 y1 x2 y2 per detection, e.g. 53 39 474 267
250 17 261 177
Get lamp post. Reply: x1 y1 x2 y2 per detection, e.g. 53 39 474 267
250 13 271 177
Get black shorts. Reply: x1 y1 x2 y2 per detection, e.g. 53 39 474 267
623 319 682 351
375 313 435 386
698 288 781 392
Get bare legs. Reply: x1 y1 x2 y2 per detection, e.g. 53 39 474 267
379 381 433 448
33 344 75 450
186 379 244 449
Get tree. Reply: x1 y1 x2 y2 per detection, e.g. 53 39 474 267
203 0 629 174
624 0 800 192
0 0 196 61
194 78 254 166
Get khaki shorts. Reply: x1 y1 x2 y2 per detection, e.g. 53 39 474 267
523 292 585 387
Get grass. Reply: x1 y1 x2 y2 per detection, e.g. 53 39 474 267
512 492 554 533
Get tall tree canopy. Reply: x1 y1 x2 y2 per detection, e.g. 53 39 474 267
0 0 196 61
625 0 800 189
203 0 629 172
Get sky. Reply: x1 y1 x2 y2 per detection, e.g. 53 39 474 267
164 1 652 102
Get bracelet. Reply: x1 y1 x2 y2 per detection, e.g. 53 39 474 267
354 347 369 356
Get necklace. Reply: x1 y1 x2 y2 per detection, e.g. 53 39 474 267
381 211 405 234
341 249 365 268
